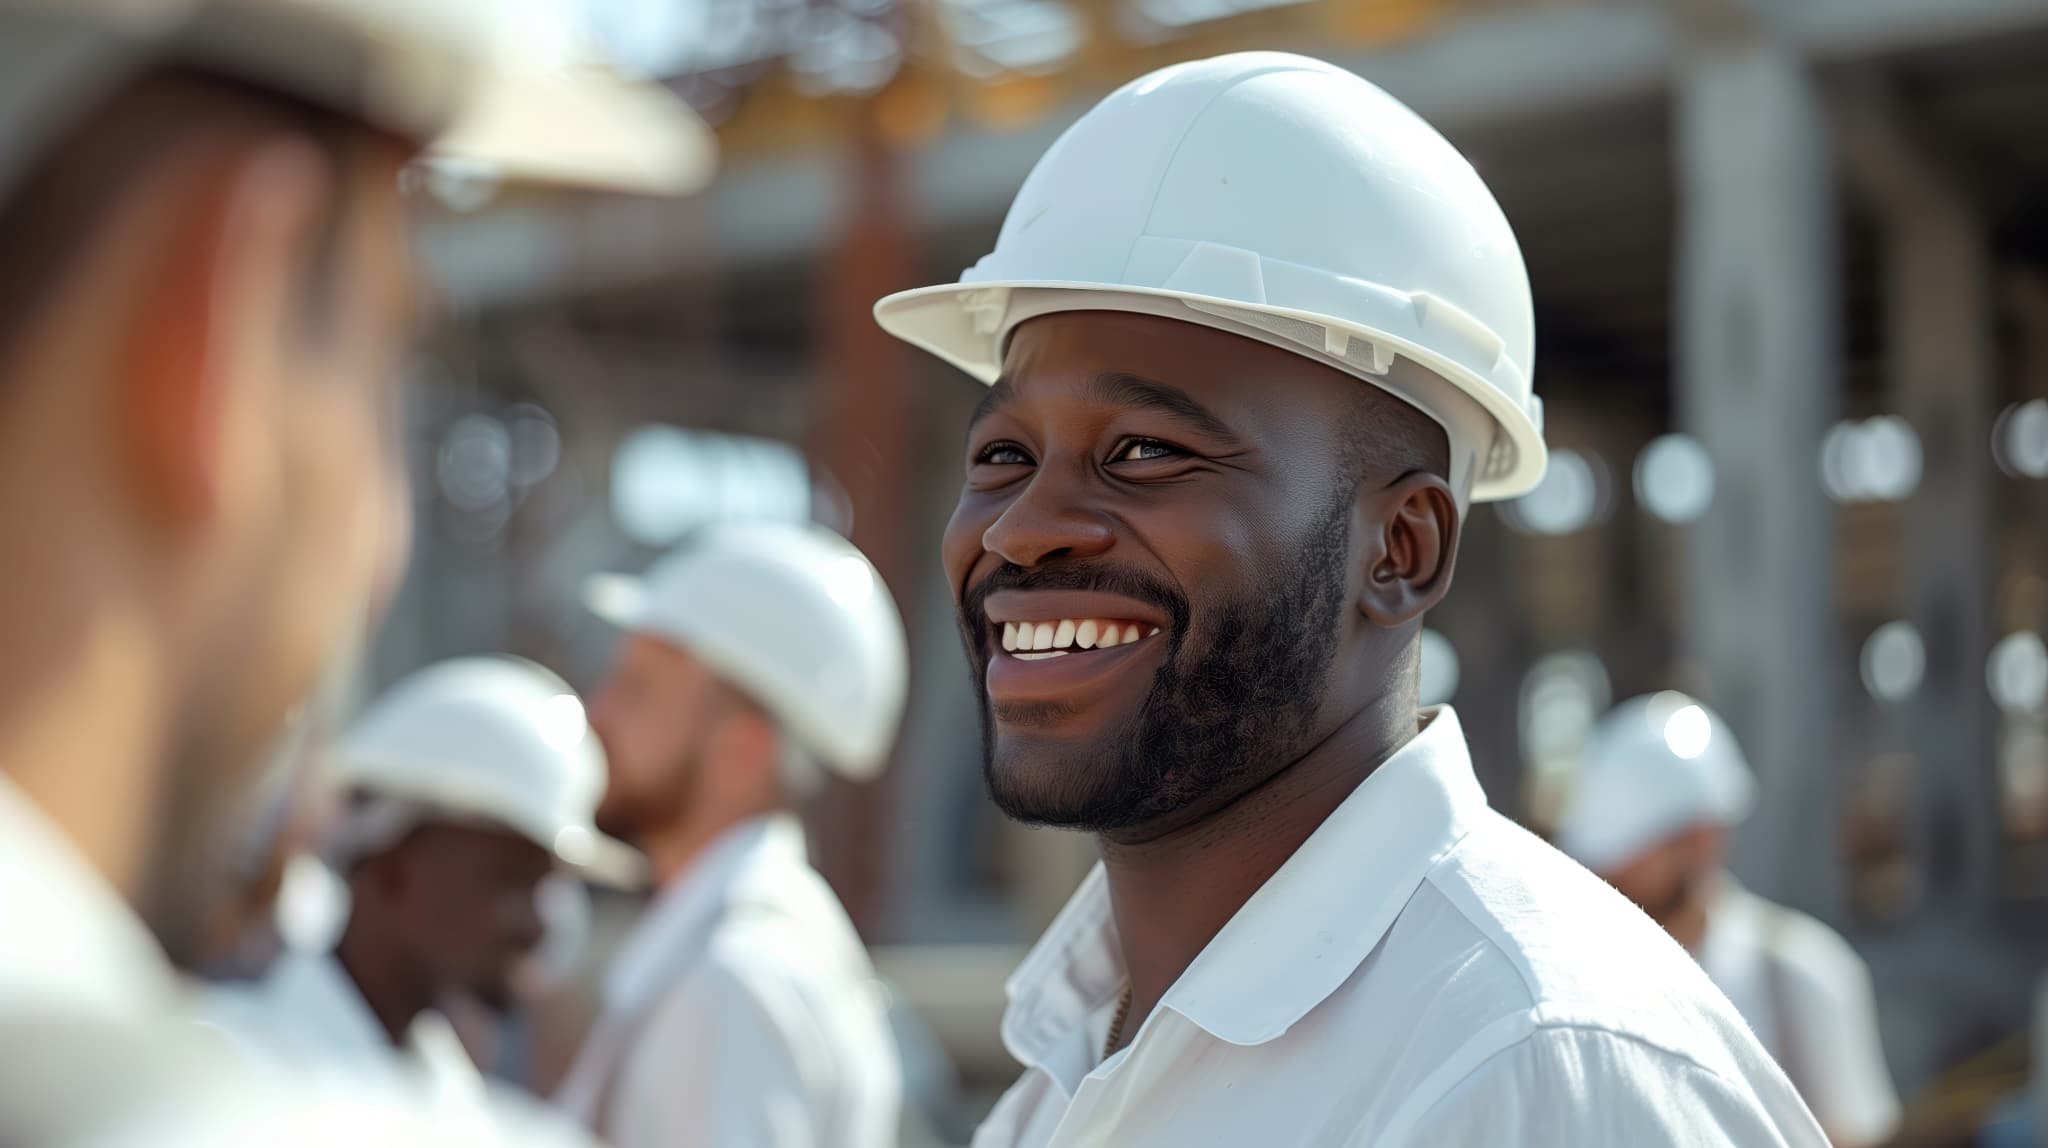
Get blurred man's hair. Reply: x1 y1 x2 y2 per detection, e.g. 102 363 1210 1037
0 66 383 360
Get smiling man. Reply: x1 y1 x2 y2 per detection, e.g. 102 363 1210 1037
876 53 1828 1147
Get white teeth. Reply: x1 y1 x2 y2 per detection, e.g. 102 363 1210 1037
1014 650 1067 661
1000 618 1156 655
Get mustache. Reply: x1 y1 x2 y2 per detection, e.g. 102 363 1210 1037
959 562 1190 654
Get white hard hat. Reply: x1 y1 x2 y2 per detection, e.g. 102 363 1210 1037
0 0 714 204
583 522 909 782
1553 692 1757 873
874 51 1545 503
334 656 643 886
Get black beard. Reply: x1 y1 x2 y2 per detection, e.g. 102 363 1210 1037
960 494 1351 833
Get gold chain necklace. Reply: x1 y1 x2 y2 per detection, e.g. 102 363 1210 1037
1103 982 1134 1060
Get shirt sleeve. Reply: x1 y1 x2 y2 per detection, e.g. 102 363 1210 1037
603 963 822 1148
1385 1025 1830 1148
1768 919 1902 1147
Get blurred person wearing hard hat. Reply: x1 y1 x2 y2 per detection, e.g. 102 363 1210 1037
874 51 1826 1147
0 0 708 1143
556 521 909 1148
209 657 638 1101
1556 693 1902 1147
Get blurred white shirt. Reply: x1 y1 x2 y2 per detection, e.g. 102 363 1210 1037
1698 880 1902 1146
0 776 590 1148
558 814 901 1148
973 708 1830 1148
206 951 484 1104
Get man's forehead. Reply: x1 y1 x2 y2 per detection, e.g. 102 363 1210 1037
982 309 1345 427
625 631 705 675
1003 309 1238 374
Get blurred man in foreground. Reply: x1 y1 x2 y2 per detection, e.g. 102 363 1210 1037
558 522 908 1148
1557 692 1902 1147
874 51 1826 1146
212 657 639 1100
0 0 708 1141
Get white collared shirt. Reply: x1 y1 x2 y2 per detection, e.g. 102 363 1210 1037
975 709 1829 1148
1698 880 1901 1146
558 814 901 1148
0 776 590 1148
205 951 486 1104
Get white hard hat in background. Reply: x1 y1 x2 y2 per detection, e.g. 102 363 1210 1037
333 656 643 887
874 51 1545 503
583 522 910 782
1553 692 1757 873
0 0 715 205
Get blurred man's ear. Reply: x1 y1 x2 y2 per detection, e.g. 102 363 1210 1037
118 135 333 533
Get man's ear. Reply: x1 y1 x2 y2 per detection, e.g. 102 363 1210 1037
1355 471 1461 627
116 136 331 533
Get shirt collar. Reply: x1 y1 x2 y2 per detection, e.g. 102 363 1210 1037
1001 707 1488 1074
261 952 393 1059
261 953 481 1092
0 774 176 1015
601 813 805 1015
1697 875 1762 975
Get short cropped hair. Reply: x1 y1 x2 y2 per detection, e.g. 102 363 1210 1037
0 66 373 361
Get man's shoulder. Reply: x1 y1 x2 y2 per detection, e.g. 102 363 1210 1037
650 890 889 1049
0 999 593 1148
1388 1019 1827 1147
1339 822 1823 1144
1384 811 1759 1071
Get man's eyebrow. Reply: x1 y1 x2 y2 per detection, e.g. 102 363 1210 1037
1087 372 1241 441
968 378 1016 431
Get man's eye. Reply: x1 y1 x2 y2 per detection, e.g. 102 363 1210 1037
1112 438 1182 463
976 442 1033 466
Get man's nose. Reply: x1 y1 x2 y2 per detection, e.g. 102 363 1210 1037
981 466 1115 568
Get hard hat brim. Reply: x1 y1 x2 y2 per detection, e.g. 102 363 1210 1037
874 280 1548 503
3 1 716 200
332 770 648 889
556 827 647 890
581 572 653 632
426 60 717 197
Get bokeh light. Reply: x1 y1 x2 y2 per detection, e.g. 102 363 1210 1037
1993 398 2048 479
1520 651 1612 764
1418 629 1460 707
1504 449 1605 536
1861 621 1927 703
1822 416 1923 503
1634 434 1716 524
1989 632 2048 714
437 413 513 512
611 425 813 547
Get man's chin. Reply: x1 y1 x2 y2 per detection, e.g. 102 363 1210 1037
984 742 1153 832
472 977 520 1013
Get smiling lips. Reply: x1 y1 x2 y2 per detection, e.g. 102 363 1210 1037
1000 618 1161 661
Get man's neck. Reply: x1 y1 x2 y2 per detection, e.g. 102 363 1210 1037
0 602 165 902
334 924 435 1047
1098 692 1422 1049
640 807 779 890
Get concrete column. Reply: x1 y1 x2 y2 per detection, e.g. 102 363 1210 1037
1837 84 2000 916
1674 38 1842 917
805 108 921 937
